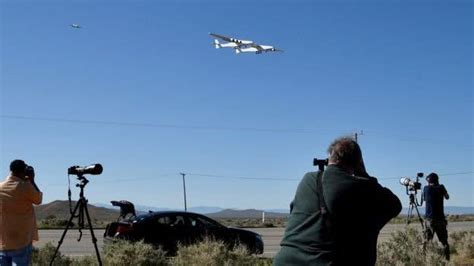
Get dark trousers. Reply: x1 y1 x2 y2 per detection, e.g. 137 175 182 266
424 219 450 260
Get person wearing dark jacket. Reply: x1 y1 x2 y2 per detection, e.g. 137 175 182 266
422 172 450 260
273 137 402 266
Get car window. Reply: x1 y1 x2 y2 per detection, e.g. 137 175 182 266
155 214 189 227
157 215 172 225
173 215 187 227
187 216 198 227
195 216 222 229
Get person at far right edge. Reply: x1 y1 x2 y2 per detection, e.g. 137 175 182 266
421 172 450 260
273 136 402 266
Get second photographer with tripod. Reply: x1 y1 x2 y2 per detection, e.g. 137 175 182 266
421 172 450 260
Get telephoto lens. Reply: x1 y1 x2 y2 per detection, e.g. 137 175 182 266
68 164 103 176
400 177 412 186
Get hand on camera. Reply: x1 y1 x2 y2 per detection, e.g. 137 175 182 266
354 158 370 178
25 166 35 181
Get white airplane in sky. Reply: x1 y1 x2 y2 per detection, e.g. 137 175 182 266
70 24 82 29
209 33 283 54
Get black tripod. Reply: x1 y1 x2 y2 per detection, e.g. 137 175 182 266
406 192 424 229
50 176 102 266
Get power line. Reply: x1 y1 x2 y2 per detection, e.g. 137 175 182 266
187 171 473 181
0 115 316 133
185 173 298 181
378 171 474 180
367 131 471 149
41 170 472 186
1 115 471 148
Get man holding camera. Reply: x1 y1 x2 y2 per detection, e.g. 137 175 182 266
0 160 42 265
273 137 402 266
422 172 450 260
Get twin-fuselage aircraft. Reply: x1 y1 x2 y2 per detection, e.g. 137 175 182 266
209 33 283 54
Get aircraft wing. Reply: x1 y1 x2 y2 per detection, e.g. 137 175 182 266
209 33 253 45
209 33 233 42
250 44 265 51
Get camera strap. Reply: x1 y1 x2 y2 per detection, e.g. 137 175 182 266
316 170 328 214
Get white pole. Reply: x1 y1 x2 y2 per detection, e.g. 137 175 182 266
262 211 265 224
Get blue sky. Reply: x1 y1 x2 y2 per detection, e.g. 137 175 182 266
1 0 472 210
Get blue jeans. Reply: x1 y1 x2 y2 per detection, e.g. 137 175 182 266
0 244 32 266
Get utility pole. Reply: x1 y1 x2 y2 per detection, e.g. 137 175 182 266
180 173 187 211
355 130 364 143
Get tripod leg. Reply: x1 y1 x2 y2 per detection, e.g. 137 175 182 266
77 203 84 241
406 205 413 225
413 204 424 230
83 201 103 266
50 200 81 266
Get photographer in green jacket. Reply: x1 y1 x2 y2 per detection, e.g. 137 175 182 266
273 137 402 266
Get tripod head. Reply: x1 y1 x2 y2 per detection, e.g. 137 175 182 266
75 175 89 189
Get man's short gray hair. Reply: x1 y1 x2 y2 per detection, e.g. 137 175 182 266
327 136 362 169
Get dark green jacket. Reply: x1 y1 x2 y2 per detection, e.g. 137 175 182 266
273 165 402 266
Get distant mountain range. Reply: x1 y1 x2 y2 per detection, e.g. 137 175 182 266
401 206 474 215
35 200 119 222
207 209 289 219
36 201 473 224
94 202 474 216
92 202 225 214
37 201 288 221
93 202 291 215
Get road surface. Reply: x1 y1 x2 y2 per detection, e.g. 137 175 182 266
36 221 474 258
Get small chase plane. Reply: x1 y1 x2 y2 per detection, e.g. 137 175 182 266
209 33 283 54
70 24 82 29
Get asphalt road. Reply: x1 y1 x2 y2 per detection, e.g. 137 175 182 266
37 221 474 258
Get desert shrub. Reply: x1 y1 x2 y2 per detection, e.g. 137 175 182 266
102 240 169 266
172 238 271 266
216 218 286 228
376 227 447 266
449 230 474 265
71 256 100 266
447 215 474 223
39 215 74 229
32 242 73 266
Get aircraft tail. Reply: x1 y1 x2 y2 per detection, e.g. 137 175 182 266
214 39 221 49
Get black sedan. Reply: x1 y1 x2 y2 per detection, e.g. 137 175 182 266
104 210 264 255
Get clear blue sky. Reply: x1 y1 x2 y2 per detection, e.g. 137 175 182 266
1 0 472 210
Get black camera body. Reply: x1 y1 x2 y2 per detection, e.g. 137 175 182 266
411 181 422 191
313 158 328 171
68 164 103 176
25 165 34 175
